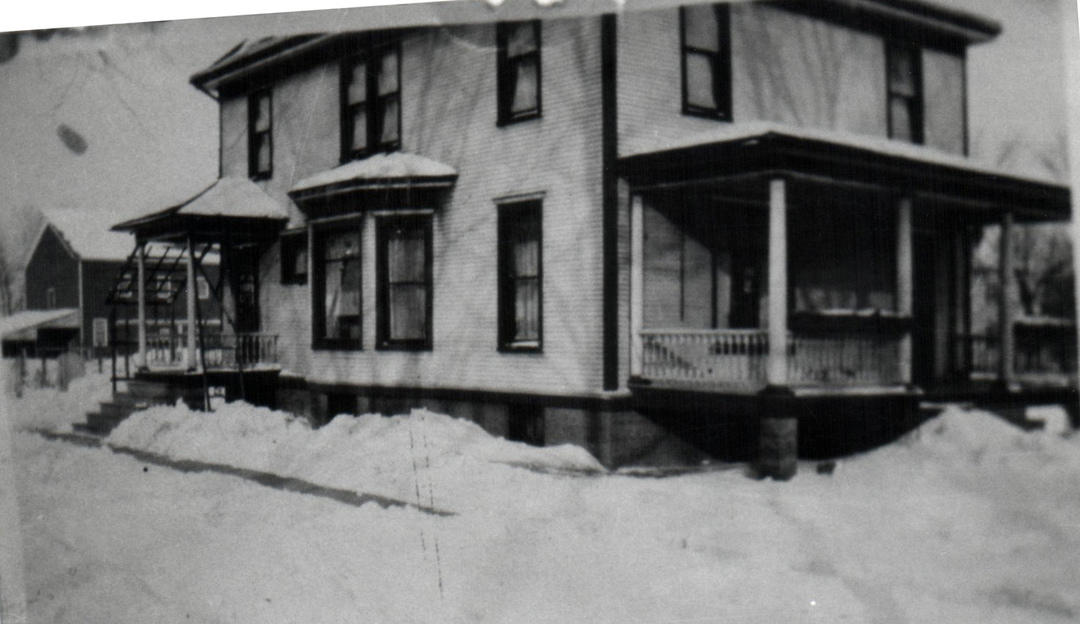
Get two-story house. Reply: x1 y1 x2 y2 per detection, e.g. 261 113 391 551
106 0 1075 475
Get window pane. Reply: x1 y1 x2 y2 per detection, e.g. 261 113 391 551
506 23 537 57
513 237 538 277
378 50 398 96
388 227 425 283
888 49 917 97
514 278 539 341
511 57 539 114
348 61 367 104
684 5 719 52
254 95 271 132
380 97 399 146
324 230 360 262
293 245 308 277
324 259 361 340
890 97 913 142
685 52 718 110
389 284 427 340
351 106 368 153
256 134 271 172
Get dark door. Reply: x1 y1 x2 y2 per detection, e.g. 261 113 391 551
729 248 761 329
913 226 968 390
231 248 260 333
912 230 937 389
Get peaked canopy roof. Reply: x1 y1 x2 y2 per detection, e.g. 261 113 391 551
112 177 289 245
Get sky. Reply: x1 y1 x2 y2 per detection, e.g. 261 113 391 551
0 0 1074 237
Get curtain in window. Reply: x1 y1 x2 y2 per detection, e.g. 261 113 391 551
387 224 427 341
323 231 361 340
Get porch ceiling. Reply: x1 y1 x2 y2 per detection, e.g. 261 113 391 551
619 130 1071 224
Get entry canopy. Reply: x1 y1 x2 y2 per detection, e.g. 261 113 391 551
112 177 289 245
618 122 1072 223
0 309 80 341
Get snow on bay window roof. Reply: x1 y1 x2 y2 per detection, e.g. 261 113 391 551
289 152 457 201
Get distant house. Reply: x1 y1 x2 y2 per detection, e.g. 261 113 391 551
105 0 1076 472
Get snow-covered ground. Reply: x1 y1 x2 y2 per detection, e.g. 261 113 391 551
7 372 1080 623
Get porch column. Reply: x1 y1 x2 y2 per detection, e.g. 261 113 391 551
897 197 914 385
186 237 198 370
767 178 788 386
136 242 147 369
630 194 644 378
999 211 1016 387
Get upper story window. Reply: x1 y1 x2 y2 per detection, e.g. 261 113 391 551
376 214 432 350
312 223 362 350
45 287 57 309
681 4 731 120
341 44 401 162
886 43 923 144
248 89 273 180
497 21 542 125
498 200 542 351
280 231 309 285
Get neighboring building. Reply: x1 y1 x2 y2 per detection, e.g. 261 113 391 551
109 0 1076 471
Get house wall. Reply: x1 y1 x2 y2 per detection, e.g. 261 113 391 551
221 18 608 397
617 3 965 156
26 227 78 312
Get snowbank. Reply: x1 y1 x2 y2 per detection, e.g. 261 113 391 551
5 371 112 433
108 401 604 512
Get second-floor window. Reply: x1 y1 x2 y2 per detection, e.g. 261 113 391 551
497 21 541 125
248 89 272 180
887 43 923 144
681 4 731 120
341 45 401 162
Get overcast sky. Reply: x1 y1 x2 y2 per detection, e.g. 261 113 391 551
0 0 1073 226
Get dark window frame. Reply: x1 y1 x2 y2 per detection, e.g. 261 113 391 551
376 214 433 351
886 42 924 145
311 220 364 351
340 42 402 163
247 89 273 180
496 21 542 126
680 4 732 121
280 231 309 285
497 200 543 352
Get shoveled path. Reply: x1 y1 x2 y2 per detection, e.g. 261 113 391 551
35 430 453 517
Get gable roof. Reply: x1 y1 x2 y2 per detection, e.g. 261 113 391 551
37 208 136 262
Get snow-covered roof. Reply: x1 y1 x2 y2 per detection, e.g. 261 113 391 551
0 309 80 339
39 208 136 262
621 120 1061 186
114 177 289 232
290 152 458 196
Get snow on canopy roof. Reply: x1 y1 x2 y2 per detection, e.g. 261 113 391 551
114 177 289 231
40 208 137 262
0 309 80 339
290 152 458 195
620 120 1061 186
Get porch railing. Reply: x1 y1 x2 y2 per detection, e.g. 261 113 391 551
960 325 1077 378
640 329 904 386
143 332 279 369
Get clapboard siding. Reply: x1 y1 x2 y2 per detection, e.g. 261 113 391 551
243 18 607 396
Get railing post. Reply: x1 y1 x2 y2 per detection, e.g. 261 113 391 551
630 194 644 379
767 178 788 386
999 211 1016 388
897 197 913 385
136 242 147 370
186 237 198 371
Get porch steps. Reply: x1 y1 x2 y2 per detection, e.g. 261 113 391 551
78 380 174 435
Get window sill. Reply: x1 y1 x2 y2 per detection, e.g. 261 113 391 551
312 341 363 352
499 341 542 354
281 277 308 286
376 341 432 352
681 106 731 122
497 111 541 127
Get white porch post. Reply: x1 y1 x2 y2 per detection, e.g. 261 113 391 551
897 197 914 385
630 194 644 378
136 242 147 369
186 237 198 370
999 211 1016 386
767 178 788 386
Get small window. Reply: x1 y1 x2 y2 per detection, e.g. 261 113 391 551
156 278 175 300
313 224 362 349
887 43 923 144
681 4 731 120
197 276 211 301
498 200 542 351
92 317 109 348
248 89 273 180
377 215 432 350
507 403 544 446
46 287 56 309
281 233 309 285
341 44 401 161
497 21 542 125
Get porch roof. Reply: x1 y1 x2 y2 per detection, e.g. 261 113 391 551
0 309 80 341
111 177 289 244
618 123 1071 222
